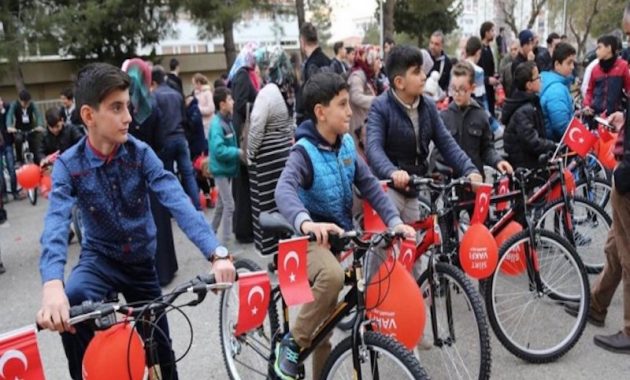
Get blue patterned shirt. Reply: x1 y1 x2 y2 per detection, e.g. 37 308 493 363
40 135 219 283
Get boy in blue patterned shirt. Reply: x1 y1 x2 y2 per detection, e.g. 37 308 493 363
37 63 235 380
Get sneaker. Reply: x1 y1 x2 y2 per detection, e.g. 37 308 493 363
564 302 605 327
0 262 5 274
594 331 630 354
274 333 300 380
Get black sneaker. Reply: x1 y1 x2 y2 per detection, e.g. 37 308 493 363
274 333 300 380
0 262 6 274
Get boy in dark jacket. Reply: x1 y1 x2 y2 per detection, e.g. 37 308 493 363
366 45 481 222
39 108 83 164
437 62 512 175
502 61 556 169
274 72 415 380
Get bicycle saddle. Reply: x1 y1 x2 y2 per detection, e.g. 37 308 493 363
260 212 295 238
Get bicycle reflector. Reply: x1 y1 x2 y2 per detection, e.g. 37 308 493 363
16 164 41 189
82 323 145 380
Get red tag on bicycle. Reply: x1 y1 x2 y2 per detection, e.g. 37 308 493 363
277 236 314 306
495 177 510 211
366 259 425 349
236 271 271 336
397 239 417 273
471 184 493 224
495 222 527 276
0 326 45 380
363 182 388 233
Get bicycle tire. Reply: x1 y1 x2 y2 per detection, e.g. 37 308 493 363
537 196 611 274
574 177 611 213
27 187 37 205
417 262 492 380
320 331 429 380
220 259 276 380
485 228 589 363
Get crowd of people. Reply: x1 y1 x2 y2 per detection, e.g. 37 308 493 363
0 7 625 380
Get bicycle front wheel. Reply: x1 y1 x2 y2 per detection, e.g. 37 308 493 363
417 262 491 380
321 331 429 380
219 259 276 380
485 229 589 363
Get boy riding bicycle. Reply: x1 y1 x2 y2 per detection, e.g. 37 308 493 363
274 71 415 380
37 63 236 380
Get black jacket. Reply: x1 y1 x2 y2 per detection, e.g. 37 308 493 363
536 47 552 72
296 47 331 124
430 51 452 91
38 123 83 158
230 67 258 141
478 44 497 114
510 53 529 95
436 100 502 174
613 96 630 194
501 90 556 169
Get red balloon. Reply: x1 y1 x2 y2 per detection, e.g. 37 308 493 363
82 323 145 380
366 258 425 349
495 222 527 276
459 224 499 279
16 164 41 189
210 187 219 205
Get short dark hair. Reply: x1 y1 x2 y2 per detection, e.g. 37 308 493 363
385 45 424 86
60 87 73 100
451 61 475 85
213 78 226 89
561 34 568 39
45 107 61 127
213 86 232 110
151 65 166 85
552 42 576 66
546 32 561 46
499 27 505 32
333 41 344 55
303 72 349 122
514 61 538 91
18 89 31 102
597 35 620 55
384 37 395 46
345 46 355 54
465 36 483 57
300 22 318 45
75 63 130 111
480 21 494 39
169 58 179 71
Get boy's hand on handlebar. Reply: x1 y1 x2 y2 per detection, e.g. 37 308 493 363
37 280 75 334
301 221 344 246
211 258 236 284
607 111 625 132
467 172 484 190
392 223 416 239
496 160 513 174
390 170 410 190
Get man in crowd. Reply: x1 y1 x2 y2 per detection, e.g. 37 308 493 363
479 21 500 120
330 41 348 76
511 30 537 92
536 32 561 72
428 30 452 92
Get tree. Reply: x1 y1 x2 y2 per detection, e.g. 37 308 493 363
497 0 549 36
180 0 255 69
308 0 332 44
384 0 397 41
394 0 461 47
566 0 602 58
296 0 306 30
50 0 178 64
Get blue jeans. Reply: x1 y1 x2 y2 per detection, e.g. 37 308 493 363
62 251 178 379
159 137 201 210
0 146 17 196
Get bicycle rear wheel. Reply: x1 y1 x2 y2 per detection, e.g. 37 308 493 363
220 259 276 380
321 331 429 380
417 262 491 380
537 196 611 274
574 178 611 215
485 229 589 363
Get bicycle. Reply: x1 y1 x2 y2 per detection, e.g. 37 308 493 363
38 272 233 379
219 212 429 380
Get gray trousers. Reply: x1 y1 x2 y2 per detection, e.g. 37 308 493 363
212 177 235 242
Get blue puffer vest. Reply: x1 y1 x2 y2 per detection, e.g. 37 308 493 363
297 134 356 230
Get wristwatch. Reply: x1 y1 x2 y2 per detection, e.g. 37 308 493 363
211 246 231 263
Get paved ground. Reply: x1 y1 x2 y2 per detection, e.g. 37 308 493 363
0 197 627 379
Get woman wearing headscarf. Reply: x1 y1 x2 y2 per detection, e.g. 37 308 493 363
227 42 260 243
123 58 178 286
348 45 381 144
248 46 296 256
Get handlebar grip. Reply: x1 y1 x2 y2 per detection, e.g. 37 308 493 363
69 301 101 317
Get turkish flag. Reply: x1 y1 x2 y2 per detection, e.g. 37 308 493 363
598 125 614 143
363 182 388 233
495 176 510 212
277 236 314 306
235 271 271 336
397 239 417 273
0 326 44 380
562 118 597 157
471 184 493 225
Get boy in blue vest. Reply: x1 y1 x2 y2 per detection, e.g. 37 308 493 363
274 72 415 380
36 63 235 380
